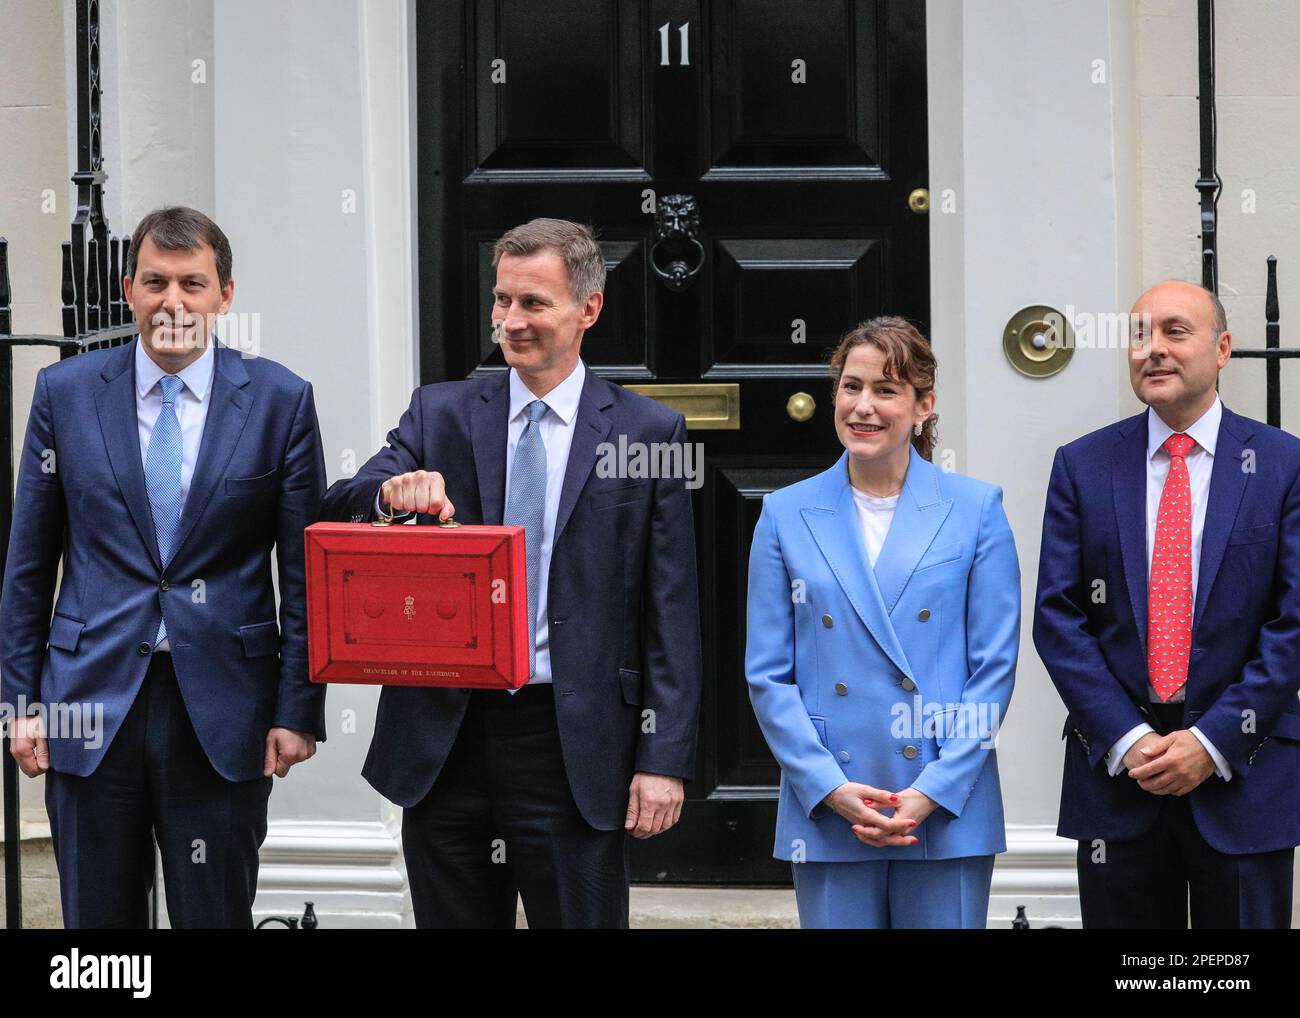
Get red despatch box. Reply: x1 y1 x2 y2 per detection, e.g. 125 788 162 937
305 521 529 689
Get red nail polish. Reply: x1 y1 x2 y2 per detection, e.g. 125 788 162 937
864 799 874 805
908 820 917 827
890 795 900 802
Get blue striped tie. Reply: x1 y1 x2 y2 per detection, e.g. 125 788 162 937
145 375 184 645
504 400 548 677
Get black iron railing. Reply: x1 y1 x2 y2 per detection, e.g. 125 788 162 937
1197 0 1295 431
1 0 137 930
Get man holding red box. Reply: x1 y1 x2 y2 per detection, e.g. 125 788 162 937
319 218 702 928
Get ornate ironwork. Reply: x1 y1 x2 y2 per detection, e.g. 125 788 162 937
2 0 139 931
1196 0 1298 430
1196 0 1221 293
1230 257 1296 429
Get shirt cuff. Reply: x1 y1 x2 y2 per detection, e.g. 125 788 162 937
1105 723 1154 776
374 486 412 521
1189 725 1233 782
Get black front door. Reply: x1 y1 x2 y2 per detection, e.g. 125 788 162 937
417 0 929 883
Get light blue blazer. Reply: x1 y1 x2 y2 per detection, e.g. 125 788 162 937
746 448 1020 862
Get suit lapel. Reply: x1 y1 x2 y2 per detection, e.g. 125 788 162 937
167 343 251 565
470 368 612 537
470 373 510 525
95 339 161 571
802 453 913 679
872 448 953 614
554 369 613 544
1194 406 1251 630
1112 413 1150 654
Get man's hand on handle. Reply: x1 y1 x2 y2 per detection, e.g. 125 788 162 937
625 773 684 839
380 470 456 521
7 714 49 777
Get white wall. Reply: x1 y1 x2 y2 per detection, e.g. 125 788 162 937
927 0 1143 924
213 0 416 926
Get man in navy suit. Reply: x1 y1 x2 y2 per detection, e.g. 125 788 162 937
319 218 702 928
1035 280 1300 928
1 206 326 928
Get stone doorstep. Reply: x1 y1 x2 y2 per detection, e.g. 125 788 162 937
517 887 802 929
0 836 64 929
0 819 53 842
8 845 1300 929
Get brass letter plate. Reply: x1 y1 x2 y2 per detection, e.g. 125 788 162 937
623 383 740 430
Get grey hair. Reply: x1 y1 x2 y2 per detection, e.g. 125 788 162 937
127 206 233 288
492 218 605 302
1204 287 1228 338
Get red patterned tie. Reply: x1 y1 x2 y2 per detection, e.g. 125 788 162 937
1148 432 1196 701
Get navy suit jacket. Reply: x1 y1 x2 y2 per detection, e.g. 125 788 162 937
1033 404 1300 854
0 339 328 781
318 367 703 831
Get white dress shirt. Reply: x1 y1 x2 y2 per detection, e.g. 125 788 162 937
375 360 587 686
1105 396 1232 780
135 339 216 651
850 487 898 568
503 360 585 685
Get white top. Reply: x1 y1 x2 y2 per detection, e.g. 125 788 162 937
135 339 216 652
1105 395 1230 780
850 487 898 568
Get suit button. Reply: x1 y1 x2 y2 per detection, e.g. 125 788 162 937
901 677 917 692
917 609 931 622
159 579 169 591
903 745 919 760
821 613 833 628
138 642 152 655
834 682 848 696
837 750 851 762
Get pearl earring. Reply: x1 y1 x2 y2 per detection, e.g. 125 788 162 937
914 421 923 437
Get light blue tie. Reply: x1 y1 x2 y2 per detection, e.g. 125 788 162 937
503 400 548 677
145 375 184 645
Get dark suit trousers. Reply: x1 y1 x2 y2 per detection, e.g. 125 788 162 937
401 683 629 929
1077 702 1294 929
44 653 272 929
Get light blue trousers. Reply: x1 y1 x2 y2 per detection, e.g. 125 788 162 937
791 855 996 929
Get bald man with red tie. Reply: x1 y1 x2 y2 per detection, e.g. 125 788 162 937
1035 281 1300 929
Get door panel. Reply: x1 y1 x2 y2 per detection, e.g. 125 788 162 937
706 0 883 174
708 237 883 370
470 0 651 175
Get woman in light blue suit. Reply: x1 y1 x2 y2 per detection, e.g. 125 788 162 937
746 317 1020 929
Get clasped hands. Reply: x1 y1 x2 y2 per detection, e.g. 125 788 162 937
1122 729 1215 795
823 782 938 847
